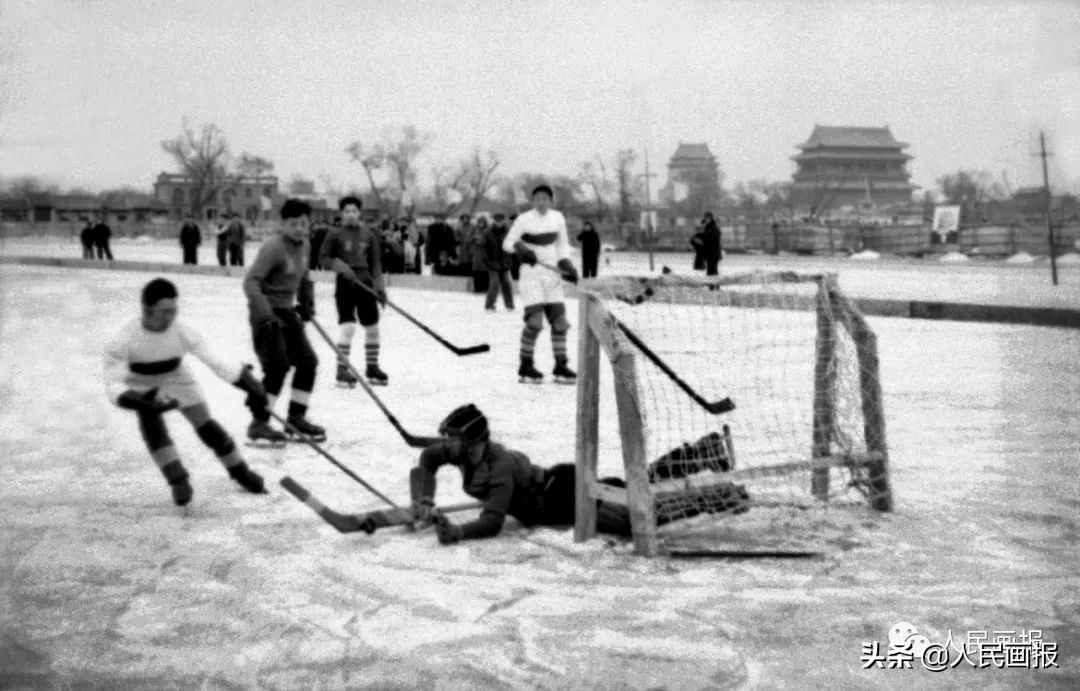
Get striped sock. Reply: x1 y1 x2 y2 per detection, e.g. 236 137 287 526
520 325 541 361
552 331 568 363
288 388 311 419
338 342 351 364
365 325 380 366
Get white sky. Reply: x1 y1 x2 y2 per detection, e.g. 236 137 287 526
1 0 1078 196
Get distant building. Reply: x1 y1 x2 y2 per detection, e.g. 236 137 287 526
658 142 721 207
0 192 166 224
790 126 917 213
153 173 279 222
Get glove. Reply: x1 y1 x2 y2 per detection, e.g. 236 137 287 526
412 498 436 524
514 244 538 266
295 301 314 322
117 387 179 414
433 510 463 545
374 287 387 308
233 364 267 407
358 517 377 535
556 258 579 284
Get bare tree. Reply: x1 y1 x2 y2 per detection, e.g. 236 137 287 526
235 152 275 178
430 164 468 213
288 175 316 195
457 148 501 216
577 156 614 220
161 118 231 218
345 141 387 213
382 125 432 214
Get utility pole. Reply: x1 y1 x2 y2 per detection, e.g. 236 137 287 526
643 149 658 272
1037 131 1057 286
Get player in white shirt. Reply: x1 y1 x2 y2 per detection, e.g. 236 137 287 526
502 184 580 384
104 278 269 506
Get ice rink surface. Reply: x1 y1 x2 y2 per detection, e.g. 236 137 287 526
1 241 1079 689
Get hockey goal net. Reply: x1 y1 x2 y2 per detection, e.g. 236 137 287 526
573 271 892 557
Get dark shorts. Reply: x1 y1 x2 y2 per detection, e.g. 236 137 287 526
334 276 379 326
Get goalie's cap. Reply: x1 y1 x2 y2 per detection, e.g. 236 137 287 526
438 404 489 443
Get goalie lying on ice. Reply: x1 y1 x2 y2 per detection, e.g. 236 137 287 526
413 404 750 545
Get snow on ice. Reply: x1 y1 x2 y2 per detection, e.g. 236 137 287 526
1 243 1078 688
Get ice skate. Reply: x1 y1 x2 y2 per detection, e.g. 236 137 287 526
365 364 389 386
335 363 359 389
518 357 543 384
552 359 577 385
227 462 267 494
246 419 287 448
163 462 193 507
286 415 327 443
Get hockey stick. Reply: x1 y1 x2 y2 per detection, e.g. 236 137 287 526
280 476 481 534
348 278 490 356
536 261 735 415
265 409 399 508
310 319 441 449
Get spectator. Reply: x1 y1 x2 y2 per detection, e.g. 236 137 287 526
469 216 490 293
179 214 202 265
309 219 329 270
79 219 94 259
226 214 246 266
215 219 229 266
456 214 474 276
577 220 601 278
92 216 114 261
483 213 514 311
403 219 424 274
700 211 722 276
425 213 457 273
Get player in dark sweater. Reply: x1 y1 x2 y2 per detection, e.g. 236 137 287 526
242 198 323 444
414 404 750 545
318 195 389 387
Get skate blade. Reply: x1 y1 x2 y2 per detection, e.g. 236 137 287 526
366 379 388 387
287 433 327 444
519 377 543 384
245 440 287 449
335 381 357 389
553 378 576 385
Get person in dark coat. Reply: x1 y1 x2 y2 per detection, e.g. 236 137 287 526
425 214 457 275
79 219 94 259
577 220 601 279
226 214 246 267
483 213 514 311
700 212 722 276
92 217 114 260
469 216 490 293
179 215 201 265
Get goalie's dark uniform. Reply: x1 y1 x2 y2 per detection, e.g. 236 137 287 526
414 405 748 544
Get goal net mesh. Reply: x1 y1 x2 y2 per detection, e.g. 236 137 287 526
580 271 890 552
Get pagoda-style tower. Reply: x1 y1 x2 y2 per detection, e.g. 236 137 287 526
790 126 917 212
660 142 720 204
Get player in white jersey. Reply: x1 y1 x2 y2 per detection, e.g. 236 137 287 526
104 278 269 506
502 184 580 384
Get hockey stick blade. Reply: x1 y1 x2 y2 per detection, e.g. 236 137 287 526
280 476 365 533
311 319 441 449
350 279 490 356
